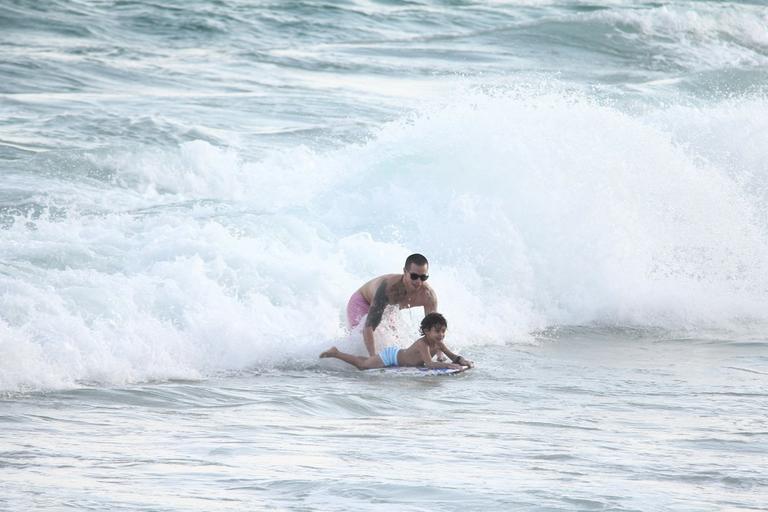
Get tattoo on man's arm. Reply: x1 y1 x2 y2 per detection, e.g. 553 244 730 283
365 282 389 330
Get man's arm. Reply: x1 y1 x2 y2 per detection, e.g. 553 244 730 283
422 287 447 360
363 281 389 356
362 326 376 357
423 287 438 314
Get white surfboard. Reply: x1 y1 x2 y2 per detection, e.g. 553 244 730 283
364 366 470 376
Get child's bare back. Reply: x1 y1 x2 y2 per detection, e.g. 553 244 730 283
396 337 443 367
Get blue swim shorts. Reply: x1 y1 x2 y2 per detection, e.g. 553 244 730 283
378 346 400 367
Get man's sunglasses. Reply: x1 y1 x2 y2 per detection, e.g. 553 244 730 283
409 272 429 281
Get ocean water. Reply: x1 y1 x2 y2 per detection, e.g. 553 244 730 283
1 0 767 510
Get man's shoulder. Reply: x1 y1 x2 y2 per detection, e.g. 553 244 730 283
420 284 438 302
363 274 398 288
381 274 404 288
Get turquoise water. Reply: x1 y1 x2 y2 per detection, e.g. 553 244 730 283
2 1 768 510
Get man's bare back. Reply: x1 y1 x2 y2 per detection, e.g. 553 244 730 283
356 274 436 311
345 254 439 356
358 257 437 356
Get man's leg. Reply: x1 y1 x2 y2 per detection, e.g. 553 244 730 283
346 291 370 329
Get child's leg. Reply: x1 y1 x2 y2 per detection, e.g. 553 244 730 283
320 347 384 370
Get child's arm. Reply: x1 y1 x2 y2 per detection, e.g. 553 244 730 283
417 341 462 369
438 342 473 368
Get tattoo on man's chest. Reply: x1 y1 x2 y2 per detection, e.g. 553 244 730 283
389 282 407 302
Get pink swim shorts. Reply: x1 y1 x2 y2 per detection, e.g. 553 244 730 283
346 291 370 329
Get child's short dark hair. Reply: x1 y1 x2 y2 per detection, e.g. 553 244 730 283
420 312 447 334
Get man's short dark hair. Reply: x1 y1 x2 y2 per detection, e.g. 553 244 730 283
404 253 428 268
420 312 447 334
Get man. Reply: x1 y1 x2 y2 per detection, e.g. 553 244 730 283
346 253 438 356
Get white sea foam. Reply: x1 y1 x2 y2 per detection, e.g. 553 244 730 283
2 84 767 391
327 87 768 330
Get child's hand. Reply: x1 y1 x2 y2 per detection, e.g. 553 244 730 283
456 356 473 368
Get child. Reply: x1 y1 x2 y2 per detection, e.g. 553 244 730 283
320 312 472 370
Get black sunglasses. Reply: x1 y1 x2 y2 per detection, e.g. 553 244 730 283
409 272 429 281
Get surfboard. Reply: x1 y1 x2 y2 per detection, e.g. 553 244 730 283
364 366 470 376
